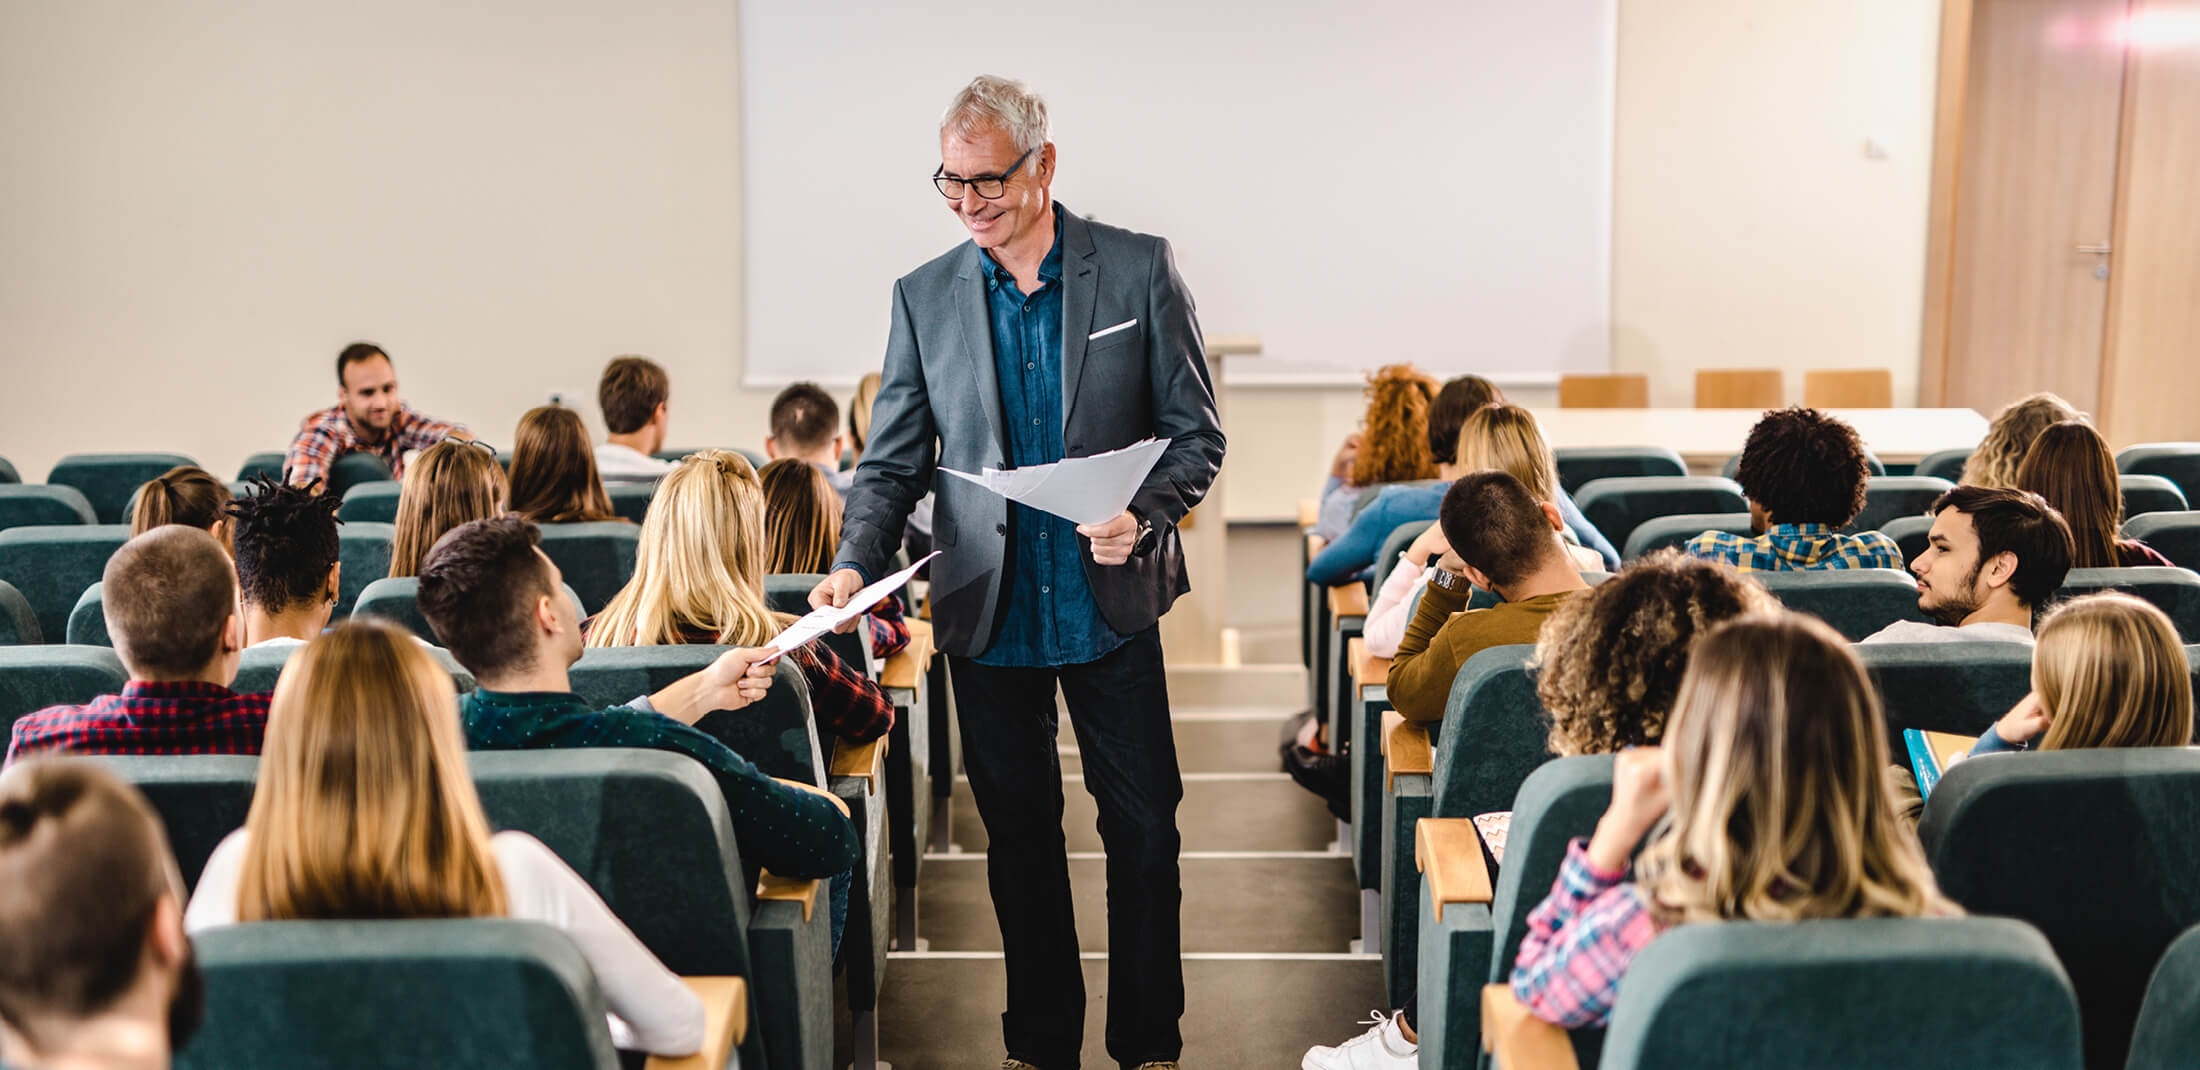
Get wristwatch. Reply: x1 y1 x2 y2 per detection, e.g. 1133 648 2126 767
1426 565 1472 594
1131 518 1159 557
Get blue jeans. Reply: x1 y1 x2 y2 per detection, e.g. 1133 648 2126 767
950 626 1185 1069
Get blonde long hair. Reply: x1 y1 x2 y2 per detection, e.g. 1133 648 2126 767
2033 593 2194 751
587 450 788 646
389 440 508 578
1963 393 2086 490
1638 613 1954 925
236 620 507 921
1457 404 1560 503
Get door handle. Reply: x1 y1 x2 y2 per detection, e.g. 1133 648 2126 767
2077 243 2112 255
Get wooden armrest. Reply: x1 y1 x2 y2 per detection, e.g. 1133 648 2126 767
773 776 853 818
919 589 932 621
1383 710 1432 789
1481 985 1579 1070
1329 583 1370 619
1349 637 1390 690
643 976 748 1069
878 620 935 690
1416 818 1494 921
830 734 888 789
755 870 820 922
1299 497 1320 529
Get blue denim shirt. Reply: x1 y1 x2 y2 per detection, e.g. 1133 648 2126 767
975 216 1128 668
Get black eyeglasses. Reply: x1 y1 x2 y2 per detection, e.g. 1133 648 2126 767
933 147 1036 200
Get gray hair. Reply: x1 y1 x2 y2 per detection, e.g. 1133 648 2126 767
940 75 1050 154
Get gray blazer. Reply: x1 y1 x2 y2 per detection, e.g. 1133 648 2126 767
834 205 1226 659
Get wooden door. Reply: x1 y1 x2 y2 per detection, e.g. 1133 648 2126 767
1940 0 2131 417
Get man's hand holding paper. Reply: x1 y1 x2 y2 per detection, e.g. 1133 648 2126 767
772 551 940 662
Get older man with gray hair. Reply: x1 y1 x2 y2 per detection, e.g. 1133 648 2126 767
813 75 1224 1069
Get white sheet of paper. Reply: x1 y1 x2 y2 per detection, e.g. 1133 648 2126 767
760 551 940 663
940 438 1170 527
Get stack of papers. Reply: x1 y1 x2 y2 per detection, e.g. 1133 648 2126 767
760 552 940 663
941 438 1170 527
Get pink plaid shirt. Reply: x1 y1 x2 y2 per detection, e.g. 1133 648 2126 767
283 402 464 487
1509 838 1665 1028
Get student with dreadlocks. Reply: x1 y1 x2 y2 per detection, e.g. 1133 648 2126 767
228 478 346 649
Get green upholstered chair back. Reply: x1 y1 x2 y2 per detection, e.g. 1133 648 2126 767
65 581 109 646
0 581 37 645
0 524 128 645
0 484 98 532
325 451 396 499
1552 446 1687 497
2122 474 2190 520
1920 748 2200 1070
2119 444 2200 507
536 522 640 614
1854 642 2035 755
567 647 824 785
1621 512 1751 561
2124 512 2200 572
233 451 288 483
335 521 395 618
352 576 583 645
0 455 16 483
764 573 873 676
1489 755 1616 983
335 480 402 523
0 645 128 737
1915 447 1973 484
2054 567 2200 642
1847 475 1955 535
1573 477 1748 559
2128 923 2200 1070
228 642 475 697
1375 521 1435 580
1882 514 1934 564
1754 568 1932 641
180 919 620 1070
94 755 257 892
1430 645 1551 821
1600 918 2081 1070
606 481 656 524
46 452 197 525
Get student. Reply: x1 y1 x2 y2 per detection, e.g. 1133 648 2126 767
1386 471 1592 723
387 438 507 578
759 458 909 660
184 621 707 1057
1304 553 1774 1070
227 479 345 648
1862 487 2073 644
0 760 204 1070
2015 420 2175 569
1312 364 1441 542
594 355 678 484
848 370 935 560
130 466 233 555
506 405 620 525
1686 407 1903 571
1965 593 2192 756
8 528 263 763
285 342 468 489
764 383 849 493
1510 613 1957 1028
1962 392 2085 490
413 516 857 880
586 451 894 746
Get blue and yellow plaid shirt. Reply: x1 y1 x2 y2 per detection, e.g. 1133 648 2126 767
1684 522 1904 572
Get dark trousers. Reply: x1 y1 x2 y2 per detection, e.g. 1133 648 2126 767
949 626 1185 1069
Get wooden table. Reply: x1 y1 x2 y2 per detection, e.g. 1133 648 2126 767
1530 407 1988 472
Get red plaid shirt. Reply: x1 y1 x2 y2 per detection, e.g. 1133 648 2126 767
283 402 465 487
6 681 271 764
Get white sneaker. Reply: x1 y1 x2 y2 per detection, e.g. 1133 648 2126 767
1301 1010 1417 1069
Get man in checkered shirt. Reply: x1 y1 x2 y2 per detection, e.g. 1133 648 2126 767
8 527 268 763
1686 406 1905 572
282 341 469 489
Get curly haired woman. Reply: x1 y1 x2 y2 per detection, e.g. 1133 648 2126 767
1311 364 1442 542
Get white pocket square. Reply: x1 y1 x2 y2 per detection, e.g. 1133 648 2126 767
1088 318 1138 341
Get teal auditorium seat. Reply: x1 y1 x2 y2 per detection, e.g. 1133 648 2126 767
2120 443 2200 507
336 480 403 523
1573 477 1747 560
0 582 37 645
0 484 98 532
1594 918 2081 1070
471 748 824 1070
1856 642 2036 753
1552 447 1687 497
325 450 395 498
568 648 826 786
180 919 625 1070
0 645 128 738
352 576 584 646
537 522 640 614
1922 748 2200 1070
1754 568 1931 641
607 481 656 524
2123 474 2190 520
0 524 129 645
46 452 196 525
1882 513 1934 564
66 582 109 646
2056 567 2200 641
1914 447 1973 483
1375 520 1436 580
96 755 257 893
2128 924 2200 1070
336 521 395 618
1847 475 1954 535
2124 512 2200 572
1621 512 1751 561
234 451 288 483
228 642 475 696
